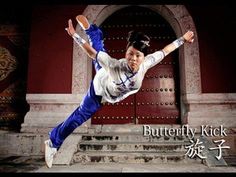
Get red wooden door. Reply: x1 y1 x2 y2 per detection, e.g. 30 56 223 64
91 6 181 124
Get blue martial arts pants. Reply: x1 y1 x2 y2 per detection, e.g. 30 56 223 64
49 24 105 149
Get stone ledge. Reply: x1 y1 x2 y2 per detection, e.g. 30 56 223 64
183 93 236 128
26 94 84 104
184 93 236 104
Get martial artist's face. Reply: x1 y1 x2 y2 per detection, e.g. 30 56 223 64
125 46 145 72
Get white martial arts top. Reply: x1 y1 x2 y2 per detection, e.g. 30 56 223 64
93 51 165 103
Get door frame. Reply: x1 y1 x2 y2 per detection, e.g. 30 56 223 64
72 5 201 127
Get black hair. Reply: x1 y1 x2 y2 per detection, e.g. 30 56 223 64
126 30 150 56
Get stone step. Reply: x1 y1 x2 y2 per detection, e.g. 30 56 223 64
78 141 188 152
73 151 189 164
223 155 236 166
81 134 188 143
71 134 193 165
0 132 48 156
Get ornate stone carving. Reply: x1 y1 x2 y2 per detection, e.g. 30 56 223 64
0 47 17 81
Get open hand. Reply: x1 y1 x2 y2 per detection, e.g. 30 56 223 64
65 19 75 36
183 31 194 43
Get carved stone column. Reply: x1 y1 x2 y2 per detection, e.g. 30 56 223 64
0 26 29 130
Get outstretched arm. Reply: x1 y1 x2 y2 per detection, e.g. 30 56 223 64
162 31 194 56
65 19 97 60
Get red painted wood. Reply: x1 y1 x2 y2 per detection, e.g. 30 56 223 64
27 5 86 93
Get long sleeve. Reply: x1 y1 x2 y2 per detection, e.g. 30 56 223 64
143 50 165 70
96 51 120 70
